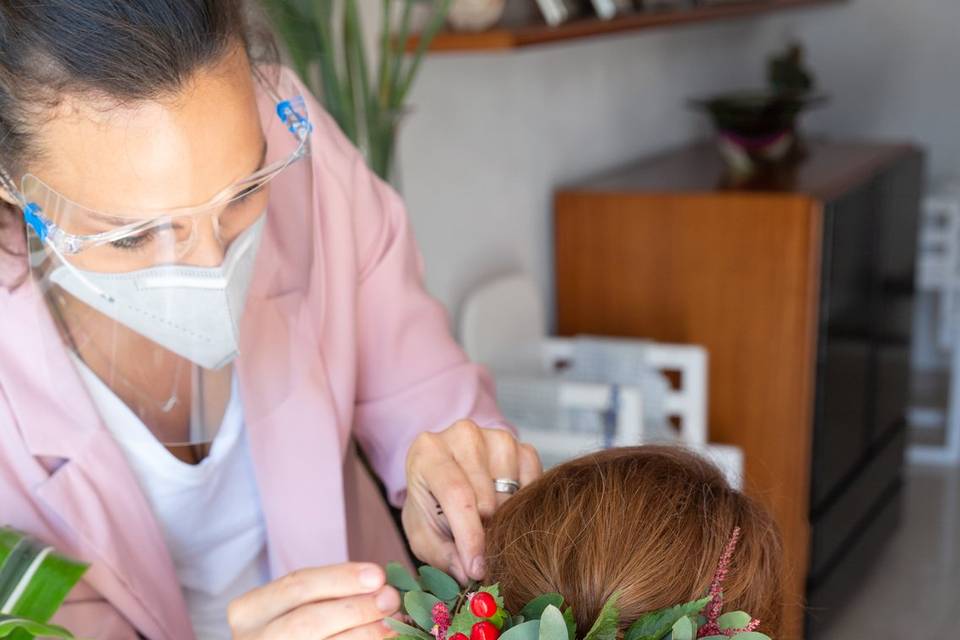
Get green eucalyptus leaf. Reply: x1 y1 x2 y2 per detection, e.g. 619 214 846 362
500 620 541 640
718 612 752 631
0 615 75 638
731 633 771 640
669 617 696 640
419 566 461 601
583 593 620 640
562 606 576 640
538 605 568 640
385 617 433 640
387 562 421 592
625 596 711 640
520 593 564 621
405 590 442 631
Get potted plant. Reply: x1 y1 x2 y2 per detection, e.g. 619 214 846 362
690 42 827 182
261 0 453 182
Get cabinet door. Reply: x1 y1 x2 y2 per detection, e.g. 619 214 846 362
871 153 923 445
811 177 879 511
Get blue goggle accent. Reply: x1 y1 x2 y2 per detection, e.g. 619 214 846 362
22 202 48 242
276 97 313 136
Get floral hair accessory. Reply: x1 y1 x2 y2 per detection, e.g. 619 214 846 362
384 528 770 640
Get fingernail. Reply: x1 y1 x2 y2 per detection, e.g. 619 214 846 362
360 566 384 590
471 556 486 579
377 587 400 613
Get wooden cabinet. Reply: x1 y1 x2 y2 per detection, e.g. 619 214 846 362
553 141 924 639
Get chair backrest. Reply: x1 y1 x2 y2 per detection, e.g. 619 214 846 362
547 337 708 446
460 273 546 370
917 195 960 293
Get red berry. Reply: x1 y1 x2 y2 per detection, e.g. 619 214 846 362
471 621 500 640
451 634 469 640
470 592 497 618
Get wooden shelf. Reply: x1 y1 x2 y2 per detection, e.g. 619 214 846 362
406 0 844 52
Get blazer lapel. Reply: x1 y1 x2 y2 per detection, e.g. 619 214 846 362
237 287 351 578
34 437 194 640
1 280 193 640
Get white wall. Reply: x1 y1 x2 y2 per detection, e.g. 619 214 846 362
396 0 960 332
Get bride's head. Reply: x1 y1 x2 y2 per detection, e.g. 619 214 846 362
485 446 783 637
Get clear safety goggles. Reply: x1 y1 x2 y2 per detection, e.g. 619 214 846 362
0 66 312 274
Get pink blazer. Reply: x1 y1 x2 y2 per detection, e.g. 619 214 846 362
0 67 507 639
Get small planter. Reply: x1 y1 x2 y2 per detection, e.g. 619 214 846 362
690 89 827 182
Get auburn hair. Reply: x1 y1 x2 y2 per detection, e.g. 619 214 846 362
484 446 783 637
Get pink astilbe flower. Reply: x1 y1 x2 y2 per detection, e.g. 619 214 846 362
431 601 452 640
725 618 762 635
697 527 742 638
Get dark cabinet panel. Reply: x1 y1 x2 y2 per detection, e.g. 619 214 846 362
805 150 923 635
811 338 871 509
808 424 906 581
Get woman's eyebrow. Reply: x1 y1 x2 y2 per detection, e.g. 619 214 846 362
83 141 269 227
87 211 140 226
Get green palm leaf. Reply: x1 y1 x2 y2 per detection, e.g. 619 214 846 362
262 0 453 181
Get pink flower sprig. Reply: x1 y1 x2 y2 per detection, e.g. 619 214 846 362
697 527 744 638
431 601 452 640
724 618 762 635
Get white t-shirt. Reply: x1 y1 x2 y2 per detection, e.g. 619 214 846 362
72 358 269 640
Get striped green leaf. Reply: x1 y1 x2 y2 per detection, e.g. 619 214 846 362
0 615 75 638
0 529 87 640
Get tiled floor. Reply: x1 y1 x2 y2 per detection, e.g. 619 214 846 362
817 463 960 638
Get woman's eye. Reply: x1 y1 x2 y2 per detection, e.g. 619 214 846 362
110 229 156 251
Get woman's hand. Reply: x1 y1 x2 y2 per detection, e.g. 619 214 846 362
402 420 542 584
228 563 399 640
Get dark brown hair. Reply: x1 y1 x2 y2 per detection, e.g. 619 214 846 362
485 446 784 637
0 1 275 268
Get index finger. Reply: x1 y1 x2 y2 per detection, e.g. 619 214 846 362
427 454 487 580
228 563 386 632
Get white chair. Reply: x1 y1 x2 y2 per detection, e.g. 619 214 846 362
460 273 743 487
911 187 960 465
916 191 960 350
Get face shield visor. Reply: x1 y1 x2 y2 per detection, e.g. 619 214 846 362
0 66 313 449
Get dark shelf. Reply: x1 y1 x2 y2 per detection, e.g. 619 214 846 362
406 0 845 52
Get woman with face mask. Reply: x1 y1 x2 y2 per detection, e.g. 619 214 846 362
0 2 541 639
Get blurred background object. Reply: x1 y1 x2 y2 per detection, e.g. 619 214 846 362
690 41 827 183
458 272 743 483
447 0 506 32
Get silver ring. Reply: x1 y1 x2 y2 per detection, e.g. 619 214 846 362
493 478 521 495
